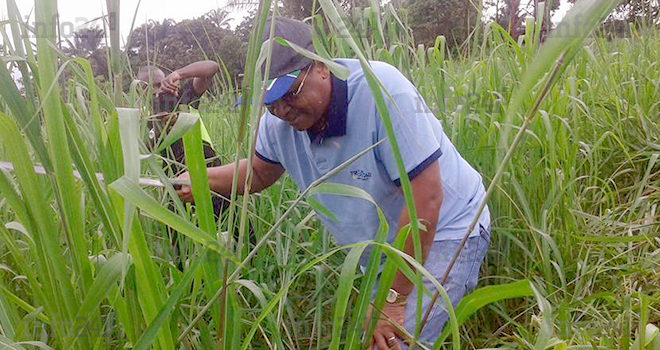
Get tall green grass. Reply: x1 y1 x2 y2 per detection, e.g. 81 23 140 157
1 0 660 349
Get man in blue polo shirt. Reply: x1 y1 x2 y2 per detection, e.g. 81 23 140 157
177 17 491 349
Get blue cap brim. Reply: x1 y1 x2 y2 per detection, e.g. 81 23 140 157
263 75 297 105
234 71 299 107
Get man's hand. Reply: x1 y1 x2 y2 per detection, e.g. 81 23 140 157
161 71 181 96
172 157 284 207
175 172 193 203
366 303 405 350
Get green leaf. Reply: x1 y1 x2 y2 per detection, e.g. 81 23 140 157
182 119 216 235
0 282 17 340
436 280 535 343
0 112 76 342
329 246 368 350
572 233 660 243
108 177 236 263
63 102 123 246
36 0 91 305
0 335 54 350
132 252 205 350
307 182 378 206
272 37 350 80
239 246 355 350
153 112 201 154
72 254 132 339
0 51 50 170
306 197 337 221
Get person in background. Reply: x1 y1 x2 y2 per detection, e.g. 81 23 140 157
138 61 227 269
177 18 491 349
138 60 226 216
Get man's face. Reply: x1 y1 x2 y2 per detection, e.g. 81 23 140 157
151 72 166 95
266 62 332 131
138 69 166 95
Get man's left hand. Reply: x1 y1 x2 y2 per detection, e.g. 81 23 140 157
367 303 406 350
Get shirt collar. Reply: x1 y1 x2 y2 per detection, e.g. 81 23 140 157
308 73 348 142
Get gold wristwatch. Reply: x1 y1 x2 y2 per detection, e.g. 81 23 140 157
386 288 408 304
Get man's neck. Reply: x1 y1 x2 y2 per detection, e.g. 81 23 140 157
307 113 328 141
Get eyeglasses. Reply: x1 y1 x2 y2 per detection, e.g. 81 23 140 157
267 65 311 116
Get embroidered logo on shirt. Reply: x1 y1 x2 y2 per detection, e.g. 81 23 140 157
350 170 372 181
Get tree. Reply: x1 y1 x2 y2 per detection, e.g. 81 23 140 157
217 35 247 82
407 0 479 48
63 27 108 79
623 0 660 23
486 0 560 39
586 0 658 24
566 0 658 38
205 8 233 29
225 0 312 19
225 0 372 20
500 0 523 37
126 15 246 81
280 0 314 19
234 9 258 42
532 0 560 39
64 27 105 56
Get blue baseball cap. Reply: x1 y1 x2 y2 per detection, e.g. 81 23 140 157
235 17 315 107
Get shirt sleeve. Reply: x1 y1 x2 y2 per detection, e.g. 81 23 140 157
375 91 442 186
255 113 281 164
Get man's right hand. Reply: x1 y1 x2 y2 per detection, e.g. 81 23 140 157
175 172 193 203
161 71 181 96
173 157 285 205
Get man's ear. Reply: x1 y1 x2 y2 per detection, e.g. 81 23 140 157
315 62 330 79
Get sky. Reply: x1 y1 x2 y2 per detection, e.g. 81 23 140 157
553 1 572 22
2 0 572 47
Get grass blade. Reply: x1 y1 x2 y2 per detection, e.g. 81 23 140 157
329 246 368 350
108 177 236 261
436 280 535 343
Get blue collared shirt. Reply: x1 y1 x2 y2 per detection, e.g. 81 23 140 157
256 59 490 259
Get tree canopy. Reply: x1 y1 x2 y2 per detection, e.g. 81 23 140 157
125 10 246 79
62 9 247 86
60 0 658 85
406 0 479 48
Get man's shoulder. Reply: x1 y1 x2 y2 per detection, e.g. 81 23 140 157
261 112 292 134
334 59 410 93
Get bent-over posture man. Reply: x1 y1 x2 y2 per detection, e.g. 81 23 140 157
177 18 490 349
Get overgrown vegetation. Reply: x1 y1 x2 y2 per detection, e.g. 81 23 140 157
1 0 659 349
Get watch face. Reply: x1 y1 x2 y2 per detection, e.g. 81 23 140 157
386 289 397 303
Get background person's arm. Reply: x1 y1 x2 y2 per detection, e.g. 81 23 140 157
176 154 285 202
161 60 220 95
